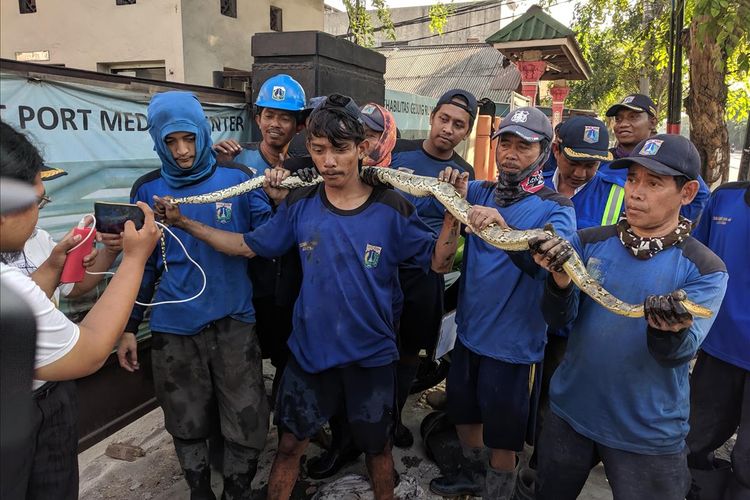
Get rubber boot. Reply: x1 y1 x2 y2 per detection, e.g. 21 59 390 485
394 362 419 448
485 465 516 500
221 459 257 500
183 467 217 500
174 438 216 500
429 445 486 498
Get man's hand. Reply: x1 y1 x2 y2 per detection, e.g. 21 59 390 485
122 202 162 263
528 232 574 289
466 206 508 234
117 332 139 372
49 215 96 269
153 195 184 227
644 290 694 332
360 166 387 187
98 232 123 255
438 167 469 199
213 139 243 164
263 167 291 204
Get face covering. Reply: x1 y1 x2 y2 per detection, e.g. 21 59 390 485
363 104 397 168
147 91 215 189
494 139 550 207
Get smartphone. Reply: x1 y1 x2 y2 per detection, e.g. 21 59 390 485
94 202 145 234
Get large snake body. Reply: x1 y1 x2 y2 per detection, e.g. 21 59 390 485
172 167 713 319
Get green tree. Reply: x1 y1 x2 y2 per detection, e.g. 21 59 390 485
547 0 749 183
341 0 453 48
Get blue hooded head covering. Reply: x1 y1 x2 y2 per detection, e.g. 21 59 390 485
147 91 215 188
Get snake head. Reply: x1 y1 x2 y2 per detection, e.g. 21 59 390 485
671 289 687 302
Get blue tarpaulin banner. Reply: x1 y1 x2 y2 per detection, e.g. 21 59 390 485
0 73 251 240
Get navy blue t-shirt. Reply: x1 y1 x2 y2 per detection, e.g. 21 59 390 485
127 165 272 334
390 139 475 234
692 181 750 370
456 182 576 363
244 184 436 373
546 226 727 454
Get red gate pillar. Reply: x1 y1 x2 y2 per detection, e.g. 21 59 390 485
550 82 571 128
516 60 547 106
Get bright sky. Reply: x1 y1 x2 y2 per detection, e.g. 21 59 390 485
323 0 576 29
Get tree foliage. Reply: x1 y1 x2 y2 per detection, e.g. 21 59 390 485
342 0 452 47
548 0 749 121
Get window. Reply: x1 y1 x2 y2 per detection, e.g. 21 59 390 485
99 61 166 81
220 0 236 18
19 0 36 14
116 0 136 5
270 6 283 32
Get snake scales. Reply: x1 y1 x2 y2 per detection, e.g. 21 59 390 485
172 167 713 319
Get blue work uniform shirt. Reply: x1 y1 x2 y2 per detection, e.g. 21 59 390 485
244 184 436 373
456 181 576 363
544 226 727 454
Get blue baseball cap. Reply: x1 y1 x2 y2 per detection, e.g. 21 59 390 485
606 94 657 117
494 107 553 142
557 116 612 162
360 103 385 132
608 134 700 180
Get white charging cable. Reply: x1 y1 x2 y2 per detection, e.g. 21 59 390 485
68 214 206 307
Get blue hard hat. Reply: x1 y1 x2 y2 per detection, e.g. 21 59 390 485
255 74 306 112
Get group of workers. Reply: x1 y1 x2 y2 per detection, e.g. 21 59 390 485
0 71 746 500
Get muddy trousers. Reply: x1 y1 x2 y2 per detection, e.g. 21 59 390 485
151 319 270 500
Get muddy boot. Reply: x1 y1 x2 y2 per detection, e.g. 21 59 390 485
221 441 260 500
221 459 257 500
429 446 486 498
174 438 216 500
307 415 362 479
183 467 216 500
485 466 516 500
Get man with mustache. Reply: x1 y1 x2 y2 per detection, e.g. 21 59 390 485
530 134 727 500
156 94 465 499
600 94 709 222
430 107 576 499
388 89 477 448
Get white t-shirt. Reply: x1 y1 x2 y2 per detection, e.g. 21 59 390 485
6 228 75 306
1 262 80 390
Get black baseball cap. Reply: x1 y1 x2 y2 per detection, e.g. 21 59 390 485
557 116 612 162
606 94 657 117
313 94 363 124
360 103 385 132
435 89 478 124
493 106 553 143
40 165 67 181
608 134 700 180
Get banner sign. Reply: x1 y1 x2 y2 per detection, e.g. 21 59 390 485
0 73 251 239
383 88 437 139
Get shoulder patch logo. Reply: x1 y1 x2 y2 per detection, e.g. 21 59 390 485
510 110 529 123
272 86 286 101
364 244 382 269
583 126 600 144
216 202 232 224
640 139 663 156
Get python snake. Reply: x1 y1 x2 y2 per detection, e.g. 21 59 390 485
171 167 712 319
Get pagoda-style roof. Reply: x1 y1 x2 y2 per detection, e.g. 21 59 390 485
486 5 590 80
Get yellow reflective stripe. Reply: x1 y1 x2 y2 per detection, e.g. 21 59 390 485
610 186 625 224
528 363 536 395
601 184 625 226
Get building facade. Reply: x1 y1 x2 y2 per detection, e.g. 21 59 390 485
1 0 324 86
